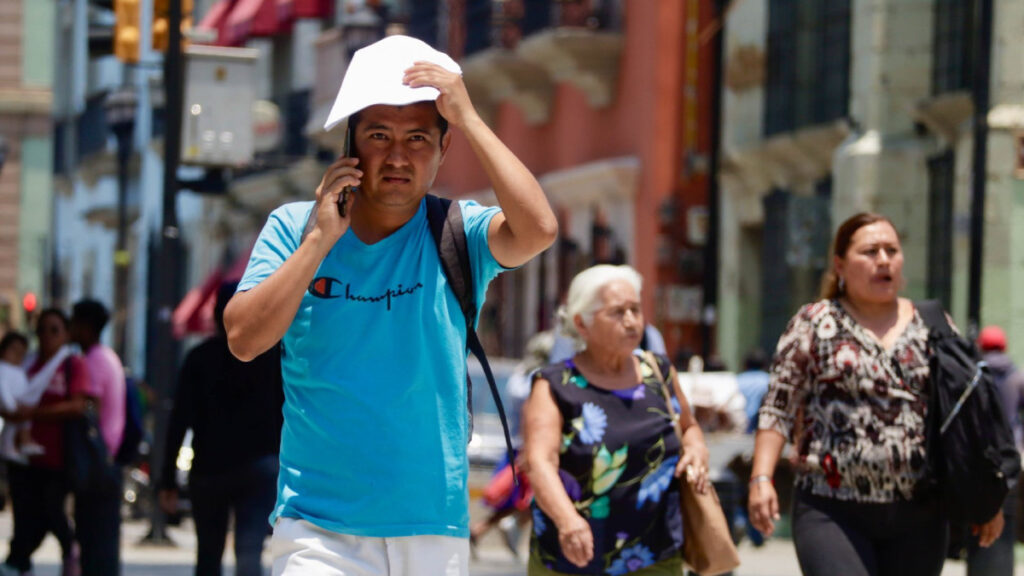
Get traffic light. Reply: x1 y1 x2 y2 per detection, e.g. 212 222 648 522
114 0 141 63
153 0 193 53
22 292 37 329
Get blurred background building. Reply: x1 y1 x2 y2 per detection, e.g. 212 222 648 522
0 0 1021 377
0 0 54 333
717 0 1024 368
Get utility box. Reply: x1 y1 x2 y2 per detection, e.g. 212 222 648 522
181 45 259 166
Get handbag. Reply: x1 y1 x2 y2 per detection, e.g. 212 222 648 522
646 351 740 576
62 359 120 496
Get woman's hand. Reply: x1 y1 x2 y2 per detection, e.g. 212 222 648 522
973 508 1005 548
748 478 780 537
676 441 710 494
557 513 594 568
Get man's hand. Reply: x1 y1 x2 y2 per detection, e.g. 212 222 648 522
311 156 362 244
158 489 179 517
402 62 479 129
973 508 1005 548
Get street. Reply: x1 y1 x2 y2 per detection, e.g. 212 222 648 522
0 507 982 576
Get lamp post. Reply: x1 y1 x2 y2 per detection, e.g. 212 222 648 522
104 86 137 362
0 135 9 173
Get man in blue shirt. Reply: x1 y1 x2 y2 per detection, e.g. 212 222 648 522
224 35 557 575
736 348 770 434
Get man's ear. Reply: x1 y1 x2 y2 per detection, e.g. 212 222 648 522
439 131 453 164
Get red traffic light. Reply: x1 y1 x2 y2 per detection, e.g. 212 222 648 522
22 292 37 313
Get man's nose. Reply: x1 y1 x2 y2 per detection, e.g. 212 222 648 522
385 142 410 165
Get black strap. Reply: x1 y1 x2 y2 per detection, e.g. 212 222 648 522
916 299 954 338
425 195 517 483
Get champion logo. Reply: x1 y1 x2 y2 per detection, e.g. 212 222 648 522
308 276 342 299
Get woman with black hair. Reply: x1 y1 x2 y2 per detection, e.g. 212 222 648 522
0 309 85 576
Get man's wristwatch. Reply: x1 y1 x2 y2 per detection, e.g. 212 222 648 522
749 474 773 486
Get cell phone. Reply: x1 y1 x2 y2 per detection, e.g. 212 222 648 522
338 126 356 217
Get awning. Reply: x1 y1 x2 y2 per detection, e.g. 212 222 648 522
294 0 332 19
171 249 253 339
277 0 294 22
196 0 233 34
223 0 282 46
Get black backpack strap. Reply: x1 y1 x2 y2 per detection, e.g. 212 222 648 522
916 300 954 338
425 195 517 482
426 195 476 325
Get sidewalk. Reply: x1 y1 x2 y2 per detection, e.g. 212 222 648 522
0 508 983 576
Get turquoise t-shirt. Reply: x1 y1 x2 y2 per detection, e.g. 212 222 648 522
237 198 504 538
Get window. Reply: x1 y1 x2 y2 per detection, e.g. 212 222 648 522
933 0 974 94
764 0 850 136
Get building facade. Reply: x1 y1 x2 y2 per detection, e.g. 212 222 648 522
0 0 55 332
717 0 1024 368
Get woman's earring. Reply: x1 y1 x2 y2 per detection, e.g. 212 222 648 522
838 276 846 293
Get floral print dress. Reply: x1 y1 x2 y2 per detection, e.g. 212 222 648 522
758 299 932 502
530 353 683 575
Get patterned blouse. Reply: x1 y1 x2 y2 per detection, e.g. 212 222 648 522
758 299 932 503
530 353 684 575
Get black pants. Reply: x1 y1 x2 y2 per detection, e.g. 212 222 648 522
74 471 123 576
792 490 947 576
190 455 278 576
4 463 75 572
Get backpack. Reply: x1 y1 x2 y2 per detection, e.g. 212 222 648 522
916 300 1021 525
425 195 516 473
114 376 145 465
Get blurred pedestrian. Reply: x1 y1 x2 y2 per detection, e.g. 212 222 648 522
965 325 1024 576
735 348 770 434
159 281 283 576
68 299 126 576
0 331 49 462
677 355 747 433
223 35 556 575
748 213 1001 576
0 309 83 576
523 264 709 575
470 330 553 558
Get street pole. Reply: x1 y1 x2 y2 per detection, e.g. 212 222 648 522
105 88 136 362
701 0 726 360
144 0 184 545
967 0 993 336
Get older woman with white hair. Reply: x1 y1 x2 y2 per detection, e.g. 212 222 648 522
523 264 710 575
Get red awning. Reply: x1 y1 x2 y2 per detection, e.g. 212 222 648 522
293 0 332 19
223 0 281 46
197 0 233 32
171 249 253 339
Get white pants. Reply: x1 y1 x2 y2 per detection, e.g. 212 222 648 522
271 517 469 576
